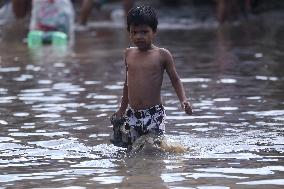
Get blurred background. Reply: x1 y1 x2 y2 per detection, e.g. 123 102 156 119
0 0 284 189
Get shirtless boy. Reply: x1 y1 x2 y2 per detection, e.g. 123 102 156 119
113 5 193 144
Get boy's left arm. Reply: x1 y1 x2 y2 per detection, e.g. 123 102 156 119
162 49 193 115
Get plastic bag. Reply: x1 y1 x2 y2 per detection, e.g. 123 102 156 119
0 2 15 26
29 0 74 37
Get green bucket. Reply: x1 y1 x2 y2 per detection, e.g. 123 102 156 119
27 30 44 48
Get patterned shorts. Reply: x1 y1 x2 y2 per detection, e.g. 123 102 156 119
125 104 166 143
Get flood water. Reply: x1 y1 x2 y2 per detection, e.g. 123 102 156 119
0 11 284 189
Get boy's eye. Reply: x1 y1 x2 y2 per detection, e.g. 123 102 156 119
131 30 148 35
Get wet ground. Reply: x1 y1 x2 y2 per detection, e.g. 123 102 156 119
0 9 284 189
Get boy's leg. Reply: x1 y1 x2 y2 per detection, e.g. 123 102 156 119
11 0 31 19
79 0 93 26
127 105 166 142
145 105 166 134
123 0 134 15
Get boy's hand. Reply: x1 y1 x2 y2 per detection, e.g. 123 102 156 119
113 110 124 118
111 110 124 122
110 110 125 126
182 101 193 115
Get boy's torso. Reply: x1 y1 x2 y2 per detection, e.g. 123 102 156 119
126 47 165 110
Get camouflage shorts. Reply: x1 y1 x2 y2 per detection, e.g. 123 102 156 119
125 104 166 143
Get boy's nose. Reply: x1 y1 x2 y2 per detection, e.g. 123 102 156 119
135 33 144 39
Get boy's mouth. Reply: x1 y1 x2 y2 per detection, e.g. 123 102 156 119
135 41 146 47
135 40 144 44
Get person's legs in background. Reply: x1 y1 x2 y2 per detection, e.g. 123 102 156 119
78 0 134 26
79 0 94 26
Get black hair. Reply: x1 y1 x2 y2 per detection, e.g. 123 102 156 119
127 6 158 32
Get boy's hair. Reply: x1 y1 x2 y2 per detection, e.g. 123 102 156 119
127 6 158 32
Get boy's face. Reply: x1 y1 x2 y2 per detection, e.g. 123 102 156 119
129 25 156 50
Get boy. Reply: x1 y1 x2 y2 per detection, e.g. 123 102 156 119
112 5 192 146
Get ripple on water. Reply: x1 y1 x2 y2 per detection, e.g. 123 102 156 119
170 128 284 159
53 62 66 67
0 67 20 72
84 80 101 85
192 127 218 132
0 96 17 103
13 112 30 117
9 131 69 137
161 172 247 184
195 166 284 175
161 173 187 183
0 88 8 94
33 105 66 112
73 126 88 130
21 125 36 129
2 175 52 183
19 96 69 102
35 113 61 118
13 140 99 160
34 187 86 189
91 176 124 184
84 103 117 110
218 78 237 84
256 76 278 81
13 74 33 81
243 110 284 117
167 115 222 120
33 103 85 113
237 179 284 186
29 138 90 151
246 96 262 100
0 137 14 142
0 171 88 183
59 122 82 127
20 88 51 93
19 92 45 97
175 122 208 127
0 120 8 125
193 100 214 107
89 133 110 141
273 117 284 121
187 173 248 180
96 113 108 117
25 64 41 71
72 117 88 122
104 85 123 90
38 80 52 84
213 98 231 102
181 78 211 83
216 107 238 111
0 143 28 151
91 143 125 157
53 83 85 92
89 94 117 100
71 159 116 168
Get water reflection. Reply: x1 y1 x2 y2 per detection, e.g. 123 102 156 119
0 12 284 189
28 46 69 63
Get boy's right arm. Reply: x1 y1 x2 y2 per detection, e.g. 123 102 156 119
114 49 129 117
115 79 128 117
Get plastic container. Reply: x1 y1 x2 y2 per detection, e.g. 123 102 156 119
27 30 68 48
27 30 44 47
52 31 68 46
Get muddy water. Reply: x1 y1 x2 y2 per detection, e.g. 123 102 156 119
0 15 284 188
